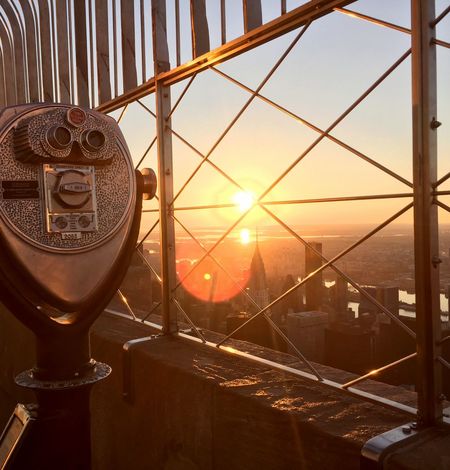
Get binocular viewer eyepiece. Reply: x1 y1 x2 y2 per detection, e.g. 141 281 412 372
0 103 155 347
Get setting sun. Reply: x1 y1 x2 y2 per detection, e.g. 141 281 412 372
232 190 256 213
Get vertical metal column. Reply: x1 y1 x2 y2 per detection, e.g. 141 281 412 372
411 0 442 426
152 0 178 333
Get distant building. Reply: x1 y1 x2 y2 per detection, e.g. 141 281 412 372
248 236 270 312
305 242 323 311
287 311 329 363
359 286 399 328
325 325 375 375
330 277 349 322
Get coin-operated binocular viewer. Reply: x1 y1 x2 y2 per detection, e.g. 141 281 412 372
0 104 156 469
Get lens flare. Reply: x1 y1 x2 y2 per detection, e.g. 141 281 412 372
232 190 255 212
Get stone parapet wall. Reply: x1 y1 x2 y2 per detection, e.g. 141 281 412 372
0 307 413 469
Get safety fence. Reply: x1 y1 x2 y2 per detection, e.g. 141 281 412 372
1 0 450 427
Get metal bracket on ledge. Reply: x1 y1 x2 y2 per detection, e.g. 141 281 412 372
361 423 419 469
122 334 163 403
361 422 450 469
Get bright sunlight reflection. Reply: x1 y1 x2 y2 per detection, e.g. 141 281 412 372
232 190 255 212
240 228 251 245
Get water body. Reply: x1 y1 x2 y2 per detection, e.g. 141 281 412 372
348 290 449 317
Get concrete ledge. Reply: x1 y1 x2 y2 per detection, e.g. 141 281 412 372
0 308 414 469
90 313 411 469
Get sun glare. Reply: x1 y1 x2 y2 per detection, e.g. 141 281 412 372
232 190 255 212
240 228 251 245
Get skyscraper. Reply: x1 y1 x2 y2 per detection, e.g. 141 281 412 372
305 242 323 311
248 236 270 311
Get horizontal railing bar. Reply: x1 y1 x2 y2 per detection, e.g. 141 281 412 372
105 308 163 331
145 193 414 213
96 0 357 113
342 353 417 389
261 193 414 205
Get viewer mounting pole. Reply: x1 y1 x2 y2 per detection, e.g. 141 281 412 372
411 0 442 426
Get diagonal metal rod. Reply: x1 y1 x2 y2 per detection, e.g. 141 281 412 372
137 98 156 116
434 170 450 188
135 98 242 191
211 66 412 188
136 218 160 249
439 355 450 373
435 200 450 213
335 7 450 49
173 209 252 290
261 203 417 337
169 127 247 193
141 301 162 322
117 104 128 123
342 352 417 389
135 247 162 283
173 298 207 343
135 136 157 169
438 356 450 372
117 289 137 320
167 74 196 119
257 49 412 203
171 23 311 206
335 7 411 35
432 5 450 26
172 214 323 380
218 202 415 347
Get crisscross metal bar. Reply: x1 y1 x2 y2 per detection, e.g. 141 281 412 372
136 219 160 249
432 5 450 26
435 200 450 213
135 136 157 169
173 298 207 343
135 248 162 283
438 356 450 371
117 104 129 123
335 6 450 49
172 213 324 380
261 204 416 337
141 301 162 322
434 171 450 188
342 352 417 389
167 74 196 119
171 24 311 205
117 289 138 321
257 49 411 202
218 202 415 347
210 66 413 188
